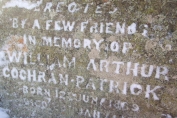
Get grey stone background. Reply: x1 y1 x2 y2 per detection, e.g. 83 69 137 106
0 0 177 117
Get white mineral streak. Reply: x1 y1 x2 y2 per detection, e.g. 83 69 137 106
0 107 9 118
161 114 172 118
2 0 43 10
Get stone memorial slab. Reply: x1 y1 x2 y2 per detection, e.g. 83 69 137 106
0 0 177 117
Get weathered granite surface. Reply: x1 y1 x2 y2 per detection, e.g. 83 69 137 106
0 0 177 117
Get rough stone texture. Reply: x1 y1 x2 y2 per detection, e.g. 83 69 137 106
0 0 177 118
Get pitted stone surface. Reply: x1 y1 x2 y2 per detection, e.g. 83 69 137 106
0 0 177 117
